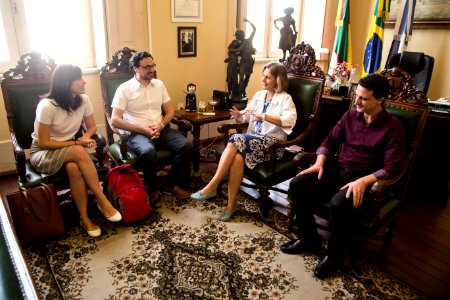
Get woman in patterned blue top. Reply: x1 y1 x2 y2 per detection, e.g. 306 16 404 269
191 62 297 221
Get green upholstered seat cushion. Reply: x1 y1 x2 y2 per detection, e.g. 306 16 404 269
108 143 140 166
3 83 49 148
108 142 173 167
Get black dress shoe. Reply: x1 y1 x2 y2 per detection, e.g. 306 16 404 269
280 239 323 255
314 256 342 279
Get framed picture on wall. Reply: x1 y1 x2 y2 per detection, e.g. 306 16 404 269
386 0 450 28
178 27 197 58
171 0 202 22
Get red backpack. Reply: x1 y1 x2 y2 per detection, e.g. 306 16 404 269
103 164 153 223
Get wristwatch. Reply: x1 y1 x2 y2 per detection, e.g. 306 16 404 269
262 114 266 121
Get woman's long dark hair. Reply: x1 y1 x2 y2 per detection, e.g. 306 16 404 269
44 64 83 112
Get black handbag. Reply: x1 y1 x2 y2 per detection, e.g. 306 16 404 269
6 183 65 246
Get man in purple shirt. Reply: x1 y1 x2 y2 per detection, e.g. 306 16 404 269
280 73 406 279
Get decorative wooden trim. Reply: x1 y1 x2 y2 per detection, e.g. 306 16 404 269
380 67 428 106
284 42 325 78
2 52 55 81
100 47 136 74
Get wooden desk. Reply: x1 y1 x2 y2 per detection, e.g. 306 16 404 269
409 111 450 202
175 109 231 172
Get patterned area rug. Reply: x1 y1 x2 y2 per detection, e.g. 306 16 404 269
23 169 427 299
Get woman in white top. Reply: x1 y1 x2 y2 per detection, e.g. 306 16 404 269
191 62 297 221
30 64 121 237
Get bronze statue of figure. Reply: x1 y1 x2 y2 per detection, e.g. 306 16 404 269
225 18 256 101
224 34 241 100
274 7 298 62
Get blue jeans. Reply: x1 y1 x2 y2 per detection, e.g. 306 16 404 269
127 126 193 191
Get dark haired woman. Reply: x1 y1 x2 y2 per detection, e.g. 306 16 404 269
191 62 297 221
30 64 121 237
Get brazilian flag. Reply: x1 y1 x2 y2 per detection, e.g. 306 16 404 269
330 0 352 72
361 0 390 77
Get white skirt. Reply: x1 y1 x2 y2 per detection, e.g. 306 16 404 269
29 139 71 177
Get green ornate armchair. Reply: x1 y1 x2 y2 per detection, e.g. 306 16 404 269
216 42 325 216
1 52 108 189
291 67 429 247
99 47 191 169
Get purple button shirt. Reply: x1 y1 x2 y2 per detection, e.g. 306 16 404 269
317 108 406 180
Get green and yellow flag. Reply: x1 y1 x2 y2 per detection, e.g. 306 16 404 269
361 0 390 77
329 0 352 73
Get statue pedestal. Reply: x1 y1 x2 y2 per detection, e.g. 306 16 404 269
232 95 248 110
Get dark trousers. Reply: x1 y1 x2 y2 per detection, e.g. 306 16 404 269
127 126 194 191
290 163 371 260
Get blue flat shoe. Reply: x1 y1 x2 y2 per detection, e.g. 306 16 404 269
190 189 217 201
218 207 238 222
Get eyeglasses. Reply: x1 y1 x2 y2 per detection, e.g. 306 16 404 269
138 64 156 70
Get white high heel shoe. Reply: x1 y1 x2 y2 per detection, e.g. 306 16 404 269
80 221 101 237
97 203 122 222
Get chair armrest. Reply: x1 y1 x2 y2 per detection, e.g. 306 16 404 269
217 122 248 133
292 152 317 169
91 133 106 167
370 172 405 202
170 118 192 136
217 123 248 146
92 133 106 148
9 132 27 184
263 120 315 167
79 122 107 166
263 118 317 170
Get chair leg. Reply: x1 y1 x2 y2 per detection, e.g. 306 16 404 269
287 199 295 231
384 218 396 245
351 236 369 273
259 189 273 218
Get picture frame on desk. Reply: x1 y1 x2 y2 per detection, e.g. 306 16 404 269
177 27 197 58
348 82 358 100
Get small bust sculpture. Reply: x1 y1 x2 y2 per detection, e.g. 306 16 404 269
185 83 197 112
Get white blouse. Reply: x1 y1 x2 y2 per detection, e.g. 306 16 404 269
237 90 297 141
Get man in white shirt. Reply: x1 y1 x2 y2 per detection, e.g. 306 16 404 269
111 51 193 198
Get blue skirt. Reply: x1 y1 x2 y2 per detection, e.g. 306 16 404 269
229 133 284 170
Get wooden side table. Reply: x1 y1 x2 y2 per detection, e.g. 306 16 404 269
175 109 231 172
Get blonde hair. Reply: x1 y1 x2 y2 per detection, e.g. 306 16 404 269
263 62 288 93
